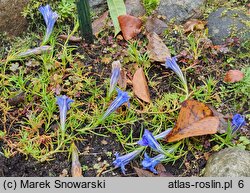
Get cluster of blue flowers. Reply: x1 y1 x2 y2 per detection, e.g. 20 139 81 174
107 57 246 174
32 4 247 176
113 129 173 174
55 55 246 175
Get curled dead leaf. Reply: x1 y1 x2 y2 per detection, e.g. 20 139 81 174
165 100 219 142
8 92 25 106
92 11 109 37
134 164 173 177
132 68 151 103
118 14 142 41
145 17 168 35
207 105 228 134
224 70 244 83
118 69 127 90
59 169 68 177
147 32 170 62
134 167 156 177
183 19 206 33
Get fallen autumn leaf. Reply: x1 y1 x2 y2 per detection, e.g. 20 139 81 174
92 11 109 37
147 32 170 62
132 67 151 103
224 70 244 83
183 19 206 33
118 14 142 41
165 100 219 142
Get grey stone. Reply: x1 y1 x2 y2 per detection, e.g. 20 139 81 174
125 0 146 17
89 0 106 8
156 0 206 23
146 17 168 35
204 148 250 177
0 0 29 36
207 8 250 45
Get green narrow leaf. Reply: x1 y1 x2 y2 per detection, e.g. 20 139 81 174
76 0 93 44
107 0 127 36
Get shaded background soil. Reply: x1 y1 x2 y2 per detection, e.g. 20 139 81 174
0 133 208 177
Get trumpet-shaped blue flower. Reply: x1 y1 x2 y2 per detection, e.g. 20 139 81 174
154 128 172 140
137 129 165 154
56 95 74 132
113 149 143 174
142 153 165 174
102 88 130 120
232 114 246 133
109 61 121 95
165 57 186 85
39 5 59 43
164 57 188 97
18 46 52 57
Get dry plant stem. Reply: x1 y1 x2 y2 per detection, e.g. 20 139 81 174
39 132 73 162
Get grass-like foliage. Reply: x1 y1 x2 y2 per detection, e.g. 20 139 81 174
142 0 160 15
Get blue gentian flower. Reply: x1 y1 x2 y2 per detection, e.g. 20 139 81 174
56 95 74 132
18 46 52 57
232 114 246 133
165 57 187 85
137 129 165 154
154 128 172 140
102 88 130 120
164 57 188 97
113 149 143 174
109 61 121 96
142 153 165 174
39 5 59 43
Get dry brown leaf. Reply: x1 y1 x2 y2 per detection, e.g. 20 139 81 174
118 69 127 90
132 68 151 103
204 152 211 161
183 19 206 33
165 100 219 142
118 14 142 41
208 105 228 134
101 57 112 64
58 35 82 42
92 11 109 37
134 164 173 177
59 169 68 177
8 92 25 106
155 164 174 177
145 17 168 35
147 32 170 62
134 167 156 177
224 70 244 83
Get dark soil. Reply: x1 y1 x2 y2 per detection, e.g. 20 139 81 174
0 133 209 177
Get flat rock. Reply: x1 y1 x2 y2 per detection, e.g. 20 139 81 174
125 0 146 17
156 0 206 23
89 0 106 8
207 8 250 45
204 148 250 177
0 0 29 36
146 17 168 35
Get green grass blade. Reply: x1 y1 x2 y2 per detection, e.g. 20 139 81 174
107 0 126 36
